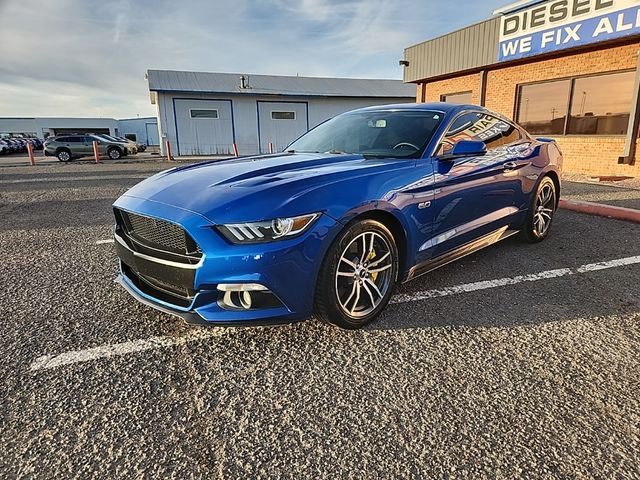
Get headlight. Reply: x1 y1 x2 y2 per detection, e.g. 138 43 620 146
217 213 320 244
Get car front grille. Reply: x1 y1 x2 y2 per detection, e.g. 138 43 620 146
121 262 194 308
127 212 188 252
114 208 202 264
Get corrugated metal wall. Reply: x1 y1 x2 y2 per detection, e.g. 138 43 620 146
156 93 416 156
403 18 501 83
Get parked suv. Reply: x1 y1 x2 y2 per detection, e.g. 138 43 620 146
95 134 140 155
44 134 135 162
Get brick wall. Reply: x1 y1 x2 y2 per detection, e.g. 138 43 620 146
424 73 481 104
418 42 640 177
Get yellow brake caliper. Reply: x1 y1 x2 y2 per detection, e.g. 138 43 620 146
368 250 378 281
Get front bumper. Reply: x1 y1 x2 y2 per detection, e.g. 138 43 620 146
115 274 298 326
113 194 340 326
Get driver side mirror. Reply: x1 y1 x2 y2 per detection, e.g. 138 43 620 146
441 140 487 160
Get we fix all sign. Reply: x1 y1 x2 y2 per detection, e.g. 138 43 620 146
498 0 640 61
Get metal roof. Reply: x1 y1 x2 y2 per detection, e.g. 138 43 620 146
403 18 501 84
147 70 416 98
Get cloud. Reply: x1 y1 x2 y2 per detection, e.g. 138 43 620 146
0 0 507 117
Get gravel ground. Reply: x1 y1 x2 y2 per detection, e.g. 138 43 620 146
1 163 639 479
562 172 640 190
562 181 640 210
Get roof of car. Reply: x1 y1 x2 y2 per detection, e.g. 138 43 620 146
348 102 488 115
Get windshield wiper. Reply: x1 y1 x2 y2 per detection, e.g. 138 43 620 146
325 149 350 155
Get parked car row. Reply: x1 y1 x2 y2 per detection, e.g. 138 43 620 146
0 134 44 155
101 134 147 153
43 134 139 162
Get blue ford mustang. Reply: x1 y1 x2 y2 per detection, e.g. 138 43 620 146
113 103 562 329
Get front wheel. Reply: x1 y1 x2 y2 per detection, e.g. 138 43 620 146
107 147 122 160
520 176 557 243
314 219 399 329
56 149 72 162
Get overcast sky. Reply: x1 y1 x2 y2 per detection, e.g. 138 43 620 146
0 0 506 119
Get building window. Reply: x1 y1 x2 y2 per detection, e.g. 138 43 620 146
190 109 218 119
271 111 296 120
516 71 635 136
441 92 472 104
567 71 635 135
517 80 570 135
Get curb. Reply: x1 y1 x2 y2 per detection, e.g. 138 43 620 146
559 199 640 224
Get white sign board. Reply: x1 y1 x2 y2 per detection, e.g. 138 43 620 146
499 0 640 61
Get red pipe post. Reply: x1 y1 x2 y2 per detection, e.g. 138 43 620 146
92 140 100 164
233 143 239 157
268 142 273 154
165 140 172 161
27 142 36 166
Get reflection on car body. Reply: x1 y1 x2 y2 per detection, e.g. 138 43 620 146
112 103 563 329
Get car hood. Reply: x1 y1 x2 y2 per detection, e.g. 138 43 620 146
120 152 414 223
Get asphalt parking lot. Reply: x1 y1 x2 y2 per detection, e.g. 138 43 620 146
1 162 639 479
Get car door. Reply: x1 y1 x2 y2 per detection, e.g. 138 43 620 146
82 136 99 157
63 135 85 157
426 111 531 259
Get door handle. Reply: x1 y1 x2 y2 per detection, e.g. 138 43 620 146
503 161 518 171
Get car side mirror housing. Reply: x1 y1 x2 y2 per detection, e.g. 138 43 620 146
441 140 487 160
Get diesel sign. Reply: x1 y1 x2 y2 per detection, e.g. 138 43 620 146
498 0 640 61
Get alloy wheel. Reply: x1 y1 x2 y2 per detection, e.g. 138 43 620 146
335 231 394 318
533 182 555 238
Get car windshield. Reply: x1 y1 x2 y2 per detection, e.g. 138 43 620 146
287 110 443 159
97 135 118 142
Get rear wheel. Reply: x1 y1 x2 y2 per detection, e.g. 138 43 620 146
108 147 122 160
520 176 557 243
314 219 398 329
56 149 72 162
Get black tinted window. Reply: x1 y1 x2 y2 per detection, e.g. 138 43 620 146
568 71 634 135
517 80 570 135
441 91 472 104
440 112 520 154
516 71 634 136
67 136 83 143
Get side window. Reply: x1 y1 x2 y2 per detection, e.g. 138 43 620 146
439 112 522 155
68 136 83 143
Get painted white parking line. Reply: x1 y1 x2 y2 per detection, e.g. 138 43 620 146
0 174 149 184
96 239 115 245
391 256 640 304
30 329 229 371
29 255 640 372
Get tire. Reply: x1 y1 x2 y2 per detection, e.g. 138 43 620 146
107 147 122 160
314 219 399 329
56 149 72 162
520 176 557 243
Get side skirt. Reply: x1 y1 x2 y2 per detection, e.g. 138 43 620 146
404 226 519 283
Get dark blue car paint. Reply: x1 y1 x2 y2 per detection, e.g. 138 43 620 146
113 103 562 325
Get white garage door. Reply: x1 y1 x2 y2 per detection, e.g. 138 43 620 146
174 99 234 155
257 101 308 153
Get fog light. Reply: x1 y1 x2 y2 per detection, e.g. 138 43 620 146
240 291 252 309
218 283 269 310
217 283 268 292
